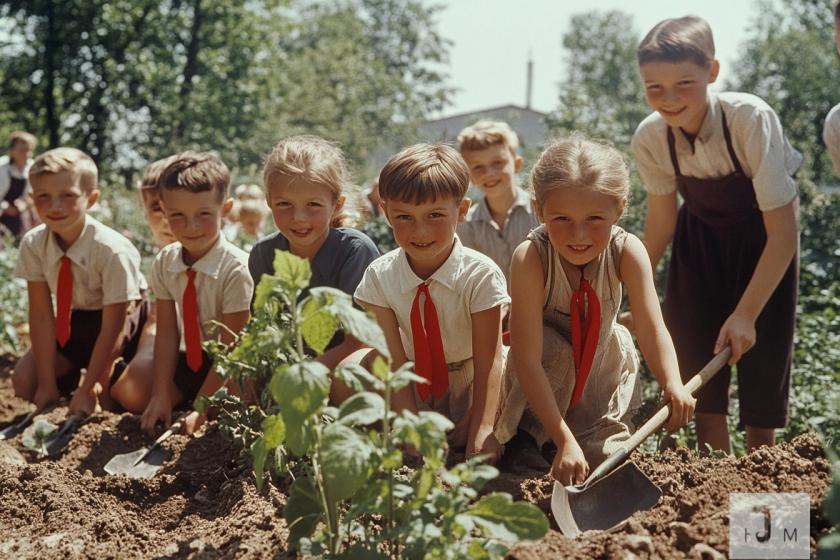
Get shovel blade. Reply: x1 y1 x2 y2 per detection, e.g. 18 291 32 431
551 461 661 537
103 446 168 479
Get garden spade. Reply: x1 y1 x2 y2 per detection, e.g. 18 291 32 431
0 404 57 441
44 412 84 457
551 347 732 537
104 415 185 478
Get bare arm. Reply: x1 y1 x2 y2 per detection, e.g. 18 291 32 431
643 191 678 270
140 299 180 433
467 305 503 459
621 234 695 431
318 334 364 371
28 282 59 409
360 301 414 413
195 309 250 398
715 198 798 363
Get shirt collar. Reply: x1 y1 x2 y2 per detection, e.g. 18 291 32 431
696 92 719 144
45 215 95 266
396 237 464 294
167 234 226 279
473 187 532 223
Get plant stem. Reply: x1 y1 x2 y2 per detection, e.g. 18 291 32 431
383 364 398 560
312 428 340 555
290 294 305 359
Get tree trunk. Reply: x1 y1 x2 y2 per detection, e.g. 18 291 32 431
43 1 59 148
173 0 203 143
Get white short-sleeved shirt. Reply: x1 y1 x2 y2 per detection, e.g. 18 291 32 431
456 186 539 286
0 157 32 202
631 92 801 211
823 103 840 177
354 238 510 363
150 235 253 349
15 216 146 309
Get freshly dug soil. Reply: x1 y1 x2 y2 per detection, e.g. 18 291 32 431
0 361 833 559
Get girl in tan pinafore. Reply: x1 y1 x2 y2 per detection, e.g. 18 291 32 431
495 135 696 487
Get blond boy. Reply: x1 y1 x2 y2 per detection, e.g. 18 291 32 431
457 120 539 284
138 151 253 435
13 147 148 416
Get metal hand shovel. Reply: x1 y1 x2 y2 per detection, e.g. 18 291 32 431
104 415 185 478
44 413 84 457
0 404 57 441
551 347 732 537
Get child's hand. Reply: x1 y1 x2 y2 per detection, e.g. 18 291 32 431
140 393 173 436
33 383 60 412
68 386 98 417
468 425 504 464
447 414 470 450
664 383 696 432
552 438 589 486
617 311 634 332
715 312 756 364
182 410 205 436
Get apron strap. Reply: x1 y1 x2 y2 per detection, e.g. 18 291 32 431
666 126 683 177
720 108 745 176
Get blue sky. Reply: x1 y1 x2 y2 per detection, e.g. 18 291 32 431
430 0 760 116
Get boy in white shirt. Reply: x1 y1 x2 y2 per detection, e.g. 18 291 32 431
137 151 253 435
353 143 511 463
13 147 148 416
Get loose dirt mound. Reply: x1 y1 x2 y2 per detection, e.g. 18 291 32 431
0 363 832 559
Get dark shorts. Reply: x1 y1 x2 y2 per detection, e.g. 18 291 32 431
55 297 150 396
173 350 212 405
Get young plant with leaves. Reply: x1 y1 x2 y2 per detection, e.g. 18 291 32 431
203 250 548 559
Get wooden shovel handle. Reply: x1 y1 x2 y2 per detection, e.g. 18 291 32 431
621 347 732 452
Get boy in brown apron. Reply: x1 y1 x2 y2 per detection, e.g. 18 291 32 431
632 16 799 453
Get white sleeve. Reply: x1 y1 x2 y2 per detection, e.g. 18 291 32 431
824 104 840 177
468 263 510 314
354 264 388 308
150 252 174 301
631 124 677 196
222 261 254 314
13 231 46 282
0 163 10 201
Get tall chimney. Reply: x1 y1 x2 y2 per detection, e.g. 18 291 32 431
526 52 533 109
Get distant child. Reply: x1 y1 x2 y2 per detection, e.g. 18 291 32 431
12 147 148 416
632 16 799 453
457 120 539 284
353 143 511 462
110 156 177 412
823 2 840 176
496 136 695 485
1 131 38 238
249 136 380 382
234 199 268 247
138 151 254 435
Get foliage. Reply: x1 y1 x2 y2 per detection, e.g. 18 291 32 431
358 215 397 254
818 429 840 559
202 250 547 558
21 416 57 458
0 236 29 354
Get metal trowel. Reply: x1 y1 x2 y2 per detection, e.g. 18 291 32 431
551 347 732 537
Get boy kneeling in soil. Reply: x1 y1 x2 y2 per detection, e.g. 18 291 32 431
137 152 254 435
13 148 149 417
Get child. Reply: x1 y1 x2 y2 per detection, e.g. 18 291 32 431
110 156 177 412
234 198 268 247
457 120 539 284
353 143 510 462
137 151 254 435
823 2 840 176
249 135 380 378
631 16 800 453
496 135 695 486
12 147 148 416
0 131 37 238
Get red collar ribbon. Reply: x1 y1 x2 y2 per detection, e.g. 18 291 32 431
410 282 448 401
569 278 600 410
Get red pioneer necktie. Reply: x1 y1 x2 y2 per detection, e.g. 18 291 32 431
55 255 73 347
410 282 448 401
569 278 600 410
182 269 202 372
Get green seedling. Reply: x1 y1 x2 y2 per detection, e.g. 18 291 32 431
21 416 58 458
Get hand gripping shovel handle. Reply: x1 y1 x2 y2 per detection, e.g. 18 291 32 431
133 414 186 466
585 347 732 486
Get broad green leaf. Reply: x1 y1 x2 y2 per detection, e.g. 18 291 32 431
320 423 372 502
300 296 340 354
467 540 492 559
271 362 330 421
371 356 390 381
250 437 269 490
273 249 312 292
466 493 549 542
261 414 286 449
822 446 839 524
338 392 385 427
311 288 388 357
334 363 385 392
285 477 323 549
391 367 428 392
818 533 840 560
285 417 314 457
253 272 282 311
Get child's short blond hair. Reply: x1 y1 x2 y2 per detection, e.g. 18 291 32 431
531 134 629 210
137 155 176 198
379 143 469 204
457 120 519 157
637 15 715 68
234 183 264 201
8 131 37 151
160 151 230 201
29 147 98 194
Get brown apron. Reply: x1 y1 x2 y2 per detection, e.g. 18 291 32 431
1 169 26 237
662 108 798 429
